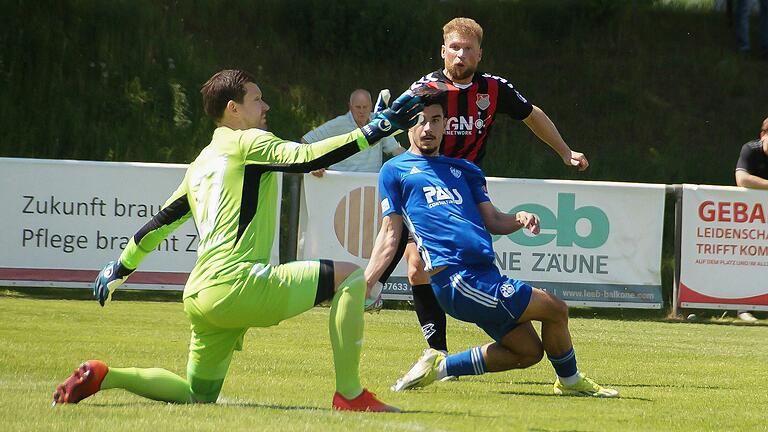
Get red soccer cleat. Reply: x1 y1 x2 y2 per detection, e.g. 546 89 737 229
332 388 400 412
52 360 109 406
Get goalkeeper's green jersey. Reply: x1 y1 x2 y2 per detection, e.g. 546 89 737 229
118 126 371 298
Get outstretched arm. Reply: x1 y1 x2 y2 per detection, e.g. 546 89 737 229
242 90 425 173
523 105 588 171
243 128 371 173
364 214 404 293
94 181 191 306
477 201 540 236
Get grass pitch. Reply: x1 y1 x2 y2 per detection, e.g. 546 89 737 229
0 295 765 431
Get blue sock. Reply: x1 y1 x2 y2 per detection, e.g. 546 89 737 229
445 347 486 377
548 347 578 378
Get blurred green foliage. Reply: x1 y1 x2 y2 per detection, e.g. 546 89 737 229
2 0 764 185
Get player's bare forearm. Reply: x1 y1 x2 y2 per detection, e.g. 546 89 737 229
524 106 569 156
479 202 518 234
523 106 589 171
479 202 540 235
735 171 768 189
364 214 403 289
487 211 523 235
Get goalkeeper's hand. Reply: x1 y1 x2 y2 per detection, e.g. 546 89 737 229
361 89 423 144
373 89 391 114
93 260 134 307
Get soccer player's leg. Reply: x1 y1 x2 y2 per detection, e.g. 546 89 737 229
405 241 448 353
224 259 397 411
484 322 544 371
392 266 487 391
52 359 201 405
393 266 538 391
55 290 243 405
390 325 542 392
98 365 197 403
324 261 399 412
517 287 619 398
184 318 242 403
51 293 237 407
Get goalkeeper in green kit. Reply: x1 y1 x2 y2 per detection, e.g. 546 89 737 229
52 69 427 412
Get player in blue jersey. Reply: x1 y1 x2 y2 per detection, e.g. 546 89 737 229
365 94 618 397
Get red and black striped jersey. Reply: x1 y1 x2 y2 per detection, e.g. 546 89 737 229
410 69 533 165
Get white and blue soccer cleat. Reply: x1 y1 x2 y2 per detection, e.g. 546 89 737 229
391 348 446 392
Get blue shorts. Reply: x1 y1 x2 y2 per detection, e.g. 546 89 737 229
430 264 533 342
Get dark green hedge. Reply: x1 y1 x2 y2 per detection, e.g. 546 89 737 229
3 0 764 184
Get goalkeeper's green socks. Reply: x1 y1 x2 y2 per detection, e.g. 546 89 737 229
101 367 193 403
328 268 366 400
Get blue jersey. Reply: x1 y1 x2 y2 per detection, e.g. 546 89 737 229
378 151 494 270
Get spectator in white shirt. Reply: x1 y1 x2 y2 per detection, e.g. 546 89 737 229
302 89 404 177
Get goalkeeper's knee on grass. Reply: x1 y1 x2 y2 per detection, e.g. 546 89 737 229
189 376 225 404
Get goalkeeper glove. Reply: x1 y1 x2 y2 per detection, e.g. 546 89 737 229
361 89 423 144
93 260 134 306
373 89 391 114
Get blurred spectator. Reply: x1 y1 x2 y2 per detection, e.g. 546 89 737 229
733 116 768 322
735 116 768 188
714 0 733 24
714 0 728 9
302 89 404 177
735 0 768 59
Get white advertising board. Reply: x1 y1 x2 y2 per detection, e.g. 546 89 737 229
299 171 665 308
679 184 768 310
0 158 281 290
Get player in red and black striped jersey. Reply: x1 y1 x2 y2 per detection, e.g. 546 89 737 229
399 18 590 367
410 69 534 165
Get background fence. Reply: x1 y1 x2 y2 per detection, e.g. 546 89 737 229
4 158 766 312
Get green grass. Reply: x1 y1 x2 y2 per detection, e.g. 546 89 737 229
1 296 766 431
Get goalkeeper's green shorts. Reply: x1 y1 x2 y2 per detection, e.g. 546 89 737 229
182 260 322 381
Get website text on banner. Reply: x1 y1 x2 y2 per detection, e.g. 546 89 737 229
0 158 281 290
298 171 666 308
679 184 768 311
